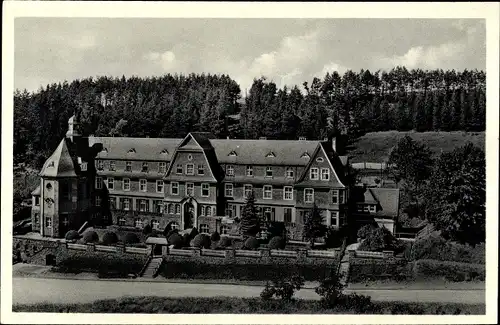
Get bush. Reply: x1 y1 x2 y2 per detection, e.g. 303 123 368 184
167 233 184 249
142 224 152 235
260 275 305 301
411 234 485 264
315 276 344 308
163 223 172 237
123 232 140 244
358 226 399 252
357 224 377 240
324 227 344 248
82 230 99 244
414 259 485 282
101 232 118 245
210 231 221 242
147 230 160 238
192 234 211 249
268 236 286 250
244 237 260 250
218 236 232 248
65 230 80 241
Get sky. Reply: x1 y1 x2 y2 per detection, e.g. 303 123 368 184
14 18 486 94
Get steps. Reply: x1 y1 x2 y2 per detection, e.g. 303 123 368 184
141 257 163 278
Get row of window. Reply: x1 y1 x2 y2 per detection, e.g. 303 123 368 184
96 177 165 193
122 218 231 235
224 165 330 181
96 160 168 173
224 184 346 204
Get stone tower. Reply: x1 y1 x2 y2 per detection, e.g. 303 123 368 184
32 115 97 238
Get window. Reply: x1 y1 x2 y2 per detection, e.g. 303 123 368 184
109 197 116 210
175 204 181 214
284 208 292 223
142 162 149 173
310 168 319 180
316 157 324 163
123 198 130 211
139 199 148 212
225 183 233 197
332 190 339 204
152 220 160 230
186 163 194 175
156 180 164 193
265 166 273 177
221 225 230 235
107 177 114 190
118 217 126 226
201 183 209 197
95 196 101 207
171 222 179 230
81 162 88 171
95 177 103 189
263 207 275 221
134 218 143 228
363 205 370 212
263 185 272 199
139 179 147 192
200 206 206 216
125 161 132 172
244 185 253 198
34 213 39 224
304 188 314 203
225 203 237 218
340 191 346 204
186 183 194 196
228 151 237 157
171 182 179 195
246 166 253 176
62 216 69 227
331 211 339 226
123 178 130 191
369 205 377 213
284 186 293 200
206 206 212 216
168 204 174 214
109 160 116 171
286 167 294 178
176 164 183 174
200 224 210 234
188 154 193 161
97 160 104 170
34 196 40 206
226 165 234 176
45 217 52 228
198 164 205 175
299 210 308 223
159 162 167 173
321 168 330 181
153 200 163 213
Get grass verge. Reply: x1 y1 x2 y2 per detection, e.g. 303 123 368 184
13 296 485 314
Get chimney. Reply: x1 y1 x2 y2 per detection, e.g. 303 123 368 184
332 137 337 152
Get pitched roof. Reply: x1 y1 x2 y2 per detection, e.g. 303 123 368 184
89 137 182 161
352 186 400 217
210 139 319 166
31 185 41 196
39 138 78 177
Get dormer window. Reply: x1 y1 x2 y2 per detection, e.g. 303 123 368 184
160 149 169 155
265 166 273 177
128 148 136 154
101 148 108 153
301 152 310 159
97 160 104 170
285 167 294 178
226 165 234 176
266 152 275 158
48 161 55 168
142 162 148 173
316 157 324 163
228 151 237 157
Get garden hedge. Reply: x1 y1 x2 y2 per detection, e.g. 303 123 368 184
101 232 118 245
210 231 221 242
244 237 259 250
168 233 184 249
413 259 485 282
268 236 286 249
192 234 211 249
82 230 99 244
123 232 140 244
410 234 485 264
65 230 80 241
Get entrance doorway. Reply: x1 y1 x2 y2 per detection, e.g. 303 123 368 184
183 202 195 229
153 244 163 256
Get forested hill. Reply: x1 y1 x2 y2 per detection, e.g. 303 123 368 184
14 68 486 168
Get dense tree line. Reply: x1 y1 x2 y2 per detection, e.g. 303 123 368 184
14 67 485 168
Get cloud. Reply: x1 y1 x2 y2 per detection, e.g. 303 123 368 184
143 50 178 70
317 62 349 77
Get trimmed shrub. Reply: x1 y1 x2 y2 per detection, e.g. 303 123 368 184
123 232 140 244
244 236 259 250
168 233 184 249
82 230 99 244
142 224 152 235
163 223 172 237
358 226 399 252
65 230 80 241
218 236 232 248
268 236 286 249
192 234 211 249
189 227 199 238
147 230 160 238
357 224 377 240
101 232 118 245
210 231 221 242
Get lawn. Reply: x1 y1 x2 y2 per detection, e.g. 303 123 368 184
348 131 485 163
13 296 485 314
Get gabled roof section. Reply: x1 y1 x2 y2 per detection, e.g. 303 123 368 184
352 186 400 218
39 138 78 177
301 152 310 159
228 150 238 157
266 151 276 158
210 139 319 166
88 137 182 161
31 185 41 196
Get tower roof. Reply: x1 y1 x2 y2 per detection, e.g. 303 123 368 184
39 138 78 177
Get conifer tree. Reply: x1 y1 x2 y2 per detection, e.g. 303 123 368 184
240 191 260 237
302 203 326 247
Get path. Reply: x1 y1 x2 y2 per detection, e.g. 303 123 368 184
12 277 485 306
